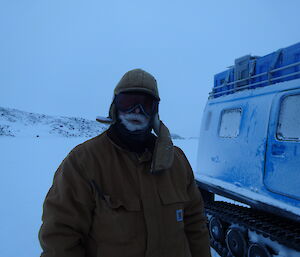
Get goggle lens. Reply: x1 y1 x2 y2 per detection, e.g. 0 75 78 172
115 93 157 115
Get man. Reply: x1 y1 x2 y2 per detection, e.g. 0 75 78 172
39 69 211 257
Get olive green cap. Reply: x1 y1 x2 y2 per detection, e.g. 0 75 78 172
114 69 160 100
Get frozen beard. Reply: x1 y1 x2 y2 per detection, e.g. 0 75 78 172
118 112 150 132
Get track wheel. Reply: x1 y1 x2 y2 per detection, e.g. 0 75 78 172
209 217 224 242
225 228 247 257
248 243 272 257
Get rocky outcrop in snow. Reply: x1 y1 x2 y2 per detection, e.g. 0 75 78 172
0 107 107 138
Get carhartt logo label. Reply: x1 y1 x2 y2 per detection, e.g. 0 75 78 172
176 209 183 222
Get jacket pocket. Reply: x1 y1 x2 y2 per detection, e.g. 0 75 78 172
158 189 190 235
91 194 141 244
158 189 190 257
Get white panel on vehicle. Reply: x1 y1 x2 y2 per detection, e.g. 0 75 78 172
219 108 242 138
277 94 300 141
205 111 212 131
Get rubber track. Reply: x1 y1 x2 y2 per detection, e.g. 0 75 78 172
205 201 300 256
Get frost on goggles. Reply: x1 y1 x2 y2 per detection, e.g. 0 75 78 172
114 92 157 116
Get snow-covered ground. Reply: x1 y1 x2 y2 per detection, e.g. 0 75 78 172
0 122 218 256
0 137 83 257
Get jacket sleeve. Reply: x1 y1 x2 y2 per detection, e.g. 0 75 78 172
178 149 212 257
39 148 95 257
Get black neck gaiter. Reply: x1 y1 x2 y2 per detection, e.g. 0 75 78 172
108 121 155 154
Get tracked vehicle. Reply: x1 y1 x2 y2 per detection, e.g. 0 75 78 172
195 43 300 257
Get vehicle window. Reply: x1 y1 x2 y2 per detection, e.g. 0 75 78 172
219 108 242 138
277 94 300 141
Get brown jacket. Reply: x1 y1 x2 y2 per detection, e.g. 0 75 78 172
39 131 211 257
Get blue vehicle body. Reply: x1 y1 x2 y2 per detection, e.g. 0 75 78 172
196 43 300 222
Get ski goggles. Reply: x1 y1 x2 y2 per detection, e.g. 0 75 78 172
114 92 158 117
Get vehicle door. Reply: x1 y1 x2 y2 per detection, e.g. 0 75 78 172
264 88 300 200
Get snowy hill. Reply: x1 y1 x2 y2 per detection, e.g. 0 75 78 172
0 106 108 138
0 106 184 139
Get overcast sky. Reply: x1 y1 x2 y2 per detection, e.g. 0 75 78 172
1 0 300 137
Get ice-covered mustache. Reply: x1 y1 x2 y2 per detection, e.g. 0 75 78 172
119 113 150 131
